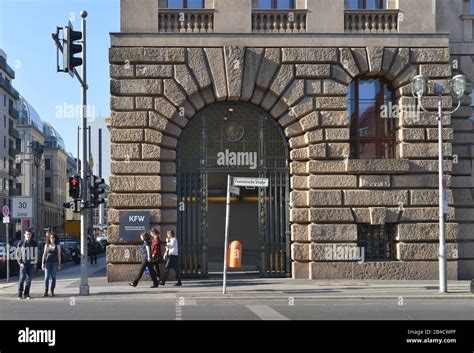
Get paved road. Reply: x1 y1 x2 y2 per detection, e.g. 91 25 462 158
1 296 473 320
1 256 473 320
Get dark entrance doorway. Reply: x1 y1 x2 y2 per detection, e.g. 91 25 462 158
176 102 290 278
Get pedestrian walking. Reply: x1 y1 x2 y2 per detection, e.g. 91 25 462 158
41 231 61 297
17 230 38 299
88 235 98 265
129 232 159 288
150 228 162 283
160 229 182 287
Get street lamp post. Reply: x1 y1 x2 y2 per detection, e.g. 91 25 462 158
411 74 468 293
32 141 44 243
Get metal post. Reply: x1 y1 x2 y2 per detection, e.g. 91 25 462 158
222 175 231 294
438 97 447 293
77 126 80 173
98 128 104 226
79 10 89 296
6 222 9 283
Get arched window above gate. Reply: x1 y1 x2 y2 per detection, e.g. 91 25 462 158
177 102 289 172
348 77 396 159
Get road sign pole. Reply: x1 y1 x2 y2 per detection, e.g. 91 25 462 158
79 11 89 296
6 221 9 283
223 175 232 294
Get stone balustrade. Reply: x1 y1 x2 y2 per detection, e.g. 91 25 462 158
158 9 214 33
252 10 307 33
344 10 399 33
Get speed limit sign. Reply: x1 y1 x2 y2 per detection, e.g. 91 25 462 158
12 197 33 218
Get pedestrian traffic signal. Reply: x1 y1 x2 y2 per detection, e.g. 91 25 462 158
63 21 83 76
69 176 81 199
90 175 106 208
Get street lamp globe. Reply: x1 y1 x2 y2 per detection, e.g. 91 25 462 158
411 75 428 97
451 74 468 100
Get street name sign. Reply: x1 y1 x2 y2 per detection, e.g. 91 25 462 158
232 177 269 188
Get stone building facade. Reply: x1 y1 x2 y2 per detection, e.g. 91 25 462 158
107 0 474 281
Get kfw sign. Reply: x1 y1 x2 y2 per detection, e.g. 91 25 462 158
119 211 150 242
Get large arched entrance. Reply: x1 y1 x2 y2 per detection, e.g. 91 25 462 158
177 102 290 278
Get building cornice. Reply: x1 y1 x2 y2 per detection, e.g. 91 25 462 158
110 33 450 48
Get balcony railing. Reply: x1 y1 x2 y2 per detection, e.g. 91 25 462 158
8 146 19 157
158 9 215 33
9 126 19 139
9 188 21 196
252 10 307 33
8 168 20 177
344 10 399 33
0 56 15 79
9 105 19 120
0 77 19 100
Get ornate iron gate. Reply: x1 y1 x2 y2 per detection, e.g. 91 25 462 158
177 102 290 278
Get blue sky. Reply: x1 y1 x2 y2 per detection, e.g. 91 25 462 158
0 0 120 180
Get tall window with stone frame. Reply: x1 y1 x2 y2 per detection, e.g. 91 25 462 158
165 0 204 8
357 224 395 261
348 77 396 159
254 0 295 9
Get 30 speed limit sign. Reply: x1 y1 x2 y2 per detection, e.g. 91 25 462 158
12 197 33 218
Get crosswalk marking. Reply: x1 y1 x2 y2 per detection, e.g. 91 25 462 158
245 305 289 320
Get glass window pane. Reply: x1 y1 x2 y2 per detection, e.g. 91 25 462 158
257 0 273 9
359 79 379 100
358 101 378 137
167 0 184 8
188 0 203 8
471 0 474 14
347 0 360 9
277 0 294 9
366 0 383 9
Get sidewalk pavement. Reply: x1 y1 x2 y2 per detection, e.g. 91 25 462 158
0 256 473 301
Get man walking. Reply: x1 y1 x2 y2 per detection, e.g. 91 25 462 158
17 230 38 299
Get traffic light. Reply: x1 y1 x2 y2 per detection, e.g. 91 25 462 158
90 175 106 208
63 21 83 76
69 176 81 199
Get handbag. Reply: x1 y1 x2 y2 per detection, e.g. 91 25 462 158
162 248 170 262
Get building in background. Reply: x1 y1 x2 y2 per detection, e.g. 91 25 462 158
16 95 77 241
0 49 20 242
43 121 68 234
107 0 474 281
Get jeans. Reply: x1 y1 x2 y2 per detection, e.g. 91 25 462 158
132 260 159 286
44 262 58 291
18 264 34 296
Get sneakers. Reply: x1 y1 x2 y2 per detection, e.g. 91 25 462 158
24 294 31 300
159 281 165 286
174 282 182 287
17 294 23 300
150 284 159 288
128 282 137 287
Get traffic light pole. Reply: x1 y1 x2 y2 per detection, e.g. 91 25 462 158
79 11 89 296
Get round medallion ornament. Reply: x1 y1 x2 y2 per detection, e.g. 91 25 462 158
222 120 245 142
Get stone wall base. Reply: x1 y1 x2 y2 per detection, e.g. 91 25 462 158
107 263 177 283
291 261 458 280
